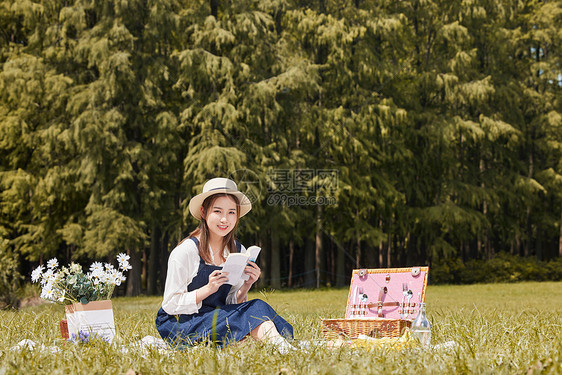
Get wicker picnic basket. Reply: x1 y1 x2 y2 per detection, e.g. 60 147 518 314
321 267 428 340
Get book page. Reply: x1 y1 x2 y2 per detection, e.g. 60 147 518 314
246 246 261 263
239 246 261 281
222 253 248 285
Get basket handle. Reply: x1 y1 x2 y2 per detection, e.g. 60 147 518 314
377 287 387 317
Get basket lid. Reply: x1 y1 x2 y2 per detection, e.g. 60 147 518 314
345 267 429 320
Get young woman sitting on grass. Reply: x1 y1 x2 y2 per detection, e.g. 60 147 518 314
155 177 294 352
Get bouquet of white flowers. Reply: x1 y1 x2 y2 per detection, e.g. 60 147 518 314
31 253 132 305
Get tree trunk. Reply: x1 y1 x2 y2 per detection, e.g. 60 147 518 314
271 231 281 289
177 195 184 245
356 237 361 268
524 207 531 257
477 235 482 257
288 239 294 288
257 233 268 289
525 149 534 257
378 219 384 267
559 204 562 257
142 249 147 291
386 231 392 267
378 242 383 267
210 0 218 18
159 231 169 294
315 205 323 288
319 0 326 13
336 239 345 287
147 222 160 295
305 237 315 287
126 249 142 296
330 240 335 285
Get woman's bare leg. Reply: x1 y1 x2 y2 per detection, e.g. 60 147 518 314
250 320 280 341
249 320 295 352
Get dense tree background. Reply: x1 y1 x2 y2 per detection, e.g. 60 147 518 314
1 0 561 295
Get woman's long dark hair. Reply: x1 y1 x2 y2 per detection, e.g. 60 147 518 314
185 193 241 264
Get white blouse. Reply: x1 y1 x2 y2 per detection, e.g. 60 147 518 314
161 238 246 315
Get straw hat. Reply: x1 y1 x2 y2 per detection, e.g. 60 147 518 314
188 178 252 220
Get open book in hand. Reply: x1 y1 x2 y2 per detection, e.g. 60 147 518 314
221 246 261 285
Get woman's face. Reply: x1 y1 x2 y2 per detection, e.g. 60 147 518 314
202 195 238 241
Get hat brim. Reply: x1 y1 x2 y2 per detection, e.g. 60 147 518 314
189 188 252 220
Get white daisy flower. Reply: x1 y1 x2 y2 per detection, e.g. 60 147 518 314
106 270 120 285
117 253 130 264
42 269 55 285
43 288 55 301
91 268 104 279
119 260 132 271
104 263 115 272
41 283 55 301
47 258 58 269
98 272 108 281
89 261 103 273
89 262 104 279
31 265 44 283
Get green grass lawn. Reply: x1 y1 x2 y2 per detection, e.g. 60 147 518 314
1 282 561 374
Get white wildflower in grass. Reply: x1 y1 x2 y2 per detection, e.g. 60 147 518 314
104 263 115 272
31 265 44 283
47 258 59 269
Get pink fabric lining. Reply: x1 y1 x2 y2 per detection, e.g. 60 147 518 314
345 267 428 320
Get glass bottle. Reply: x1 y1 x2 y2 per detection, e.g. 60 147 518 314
411 302 431 346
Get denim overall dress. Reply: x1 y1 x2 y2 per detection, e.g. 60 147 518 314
155 238 293 348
